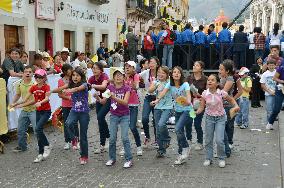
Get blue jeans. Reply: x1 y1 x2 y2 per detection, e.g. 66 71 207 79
224 106 235 156
66 111 90 157
62 107 79 143
142 95 156 140
254 49 264 60
36 110 51 154
162 45 174 68
235 97 250 127
109 114 132 161
268 88 284 125
204 114 226 160
129 106 141 147
154 109 171 154
17 110 36 151
185 112 204 144
96 100 110 146
175 111 190 154
265 95 275 123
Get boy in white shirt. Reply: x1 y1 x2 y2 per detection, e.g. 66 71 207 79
260 60 277 128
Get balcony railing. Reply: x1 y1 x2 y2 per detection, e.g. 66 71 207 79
127 0 156 16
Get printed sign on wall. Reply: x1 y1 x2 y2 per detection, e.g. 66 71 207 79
36 0 55 20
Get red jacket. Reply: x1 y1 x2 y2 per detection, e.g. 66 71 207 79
144 35 154 50
163 29 174 45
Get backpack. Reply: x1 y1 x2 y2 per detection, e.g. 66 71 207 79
169 30 177 41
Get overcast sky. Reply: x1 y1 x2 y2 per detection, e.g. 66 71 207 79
189 0 250 22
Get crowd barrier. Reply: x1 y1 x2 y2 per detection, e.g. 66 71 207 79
0 78 8 135
6 68 111 131
126 42 271 70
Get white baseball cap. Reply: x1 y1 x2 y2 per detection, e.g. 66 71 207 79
61 47 69 53
125 61 136 68
238 67 250 76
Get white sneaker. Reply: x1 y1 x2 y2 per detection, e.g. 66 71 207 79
181 147 189 159
137 146 143 156
104 140 109 149
94 145 105 154
194 143 203 151
266 123 273 130
105 160 116 166
43 146 51 158
123 160 133 168
203 160 212 166
34 154 44 163
218 160 226 168
64 142 71 150
119 148 125 156
174 155 186 165
76 142 80 150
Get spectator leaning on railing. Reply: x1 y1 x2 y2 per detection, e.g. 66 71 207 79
1 48 24 85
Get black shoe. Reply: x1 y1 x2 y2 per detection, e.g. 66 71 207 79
156 151 165 158
13 146 25 152
226 152 231 158
251 105 258 108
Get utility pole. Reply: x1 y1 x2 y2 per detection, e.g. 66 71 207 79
228 0 254 29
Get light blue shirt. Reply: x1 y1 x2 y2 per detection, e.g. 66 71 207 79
154 80 173 109
165 82 191 112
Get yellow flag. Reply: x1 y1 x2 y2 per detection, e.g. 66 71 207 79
144 0 149 6
91 54 98 63
0 0 12 12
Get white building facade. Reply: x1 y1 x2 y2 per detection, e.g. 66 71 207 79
0 0 127 62
250 0 284 35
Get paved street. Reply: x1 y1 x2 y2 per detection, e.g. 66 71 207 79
0 103 282 188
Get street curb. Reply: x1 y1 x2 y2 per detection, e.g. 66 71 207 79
278 114 284 188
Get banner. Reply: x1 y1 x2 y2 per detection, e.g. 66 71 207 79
59 2 110 25
36 0 55 20
117 18 126 43
0 0 25 14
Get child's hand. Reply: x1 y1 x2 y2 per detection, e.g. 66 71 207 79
93 93 100 100
35 102 42 107
110 92 115 99
269 90 275 95
150 99 159 106
233 106 240 113
195 108 203 115
9 103 16 108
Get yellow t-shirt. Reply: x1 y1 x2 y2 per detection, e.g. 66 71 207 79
16 80 36 112
240 77 252 98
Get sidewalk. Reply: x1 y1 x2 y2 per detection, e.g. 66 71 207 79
0 104 282 188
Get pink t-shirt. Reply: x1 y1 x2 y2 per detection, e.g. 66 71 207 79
201 89 228 116
124 73 140 105
58 78 72 108
88 73 109 98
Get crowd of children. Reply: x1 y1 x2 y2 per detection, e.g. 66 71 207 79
8 50 284 168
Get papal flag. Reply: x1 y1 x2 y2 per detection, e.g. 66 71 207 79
144 0 149 6
0 0 25 14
